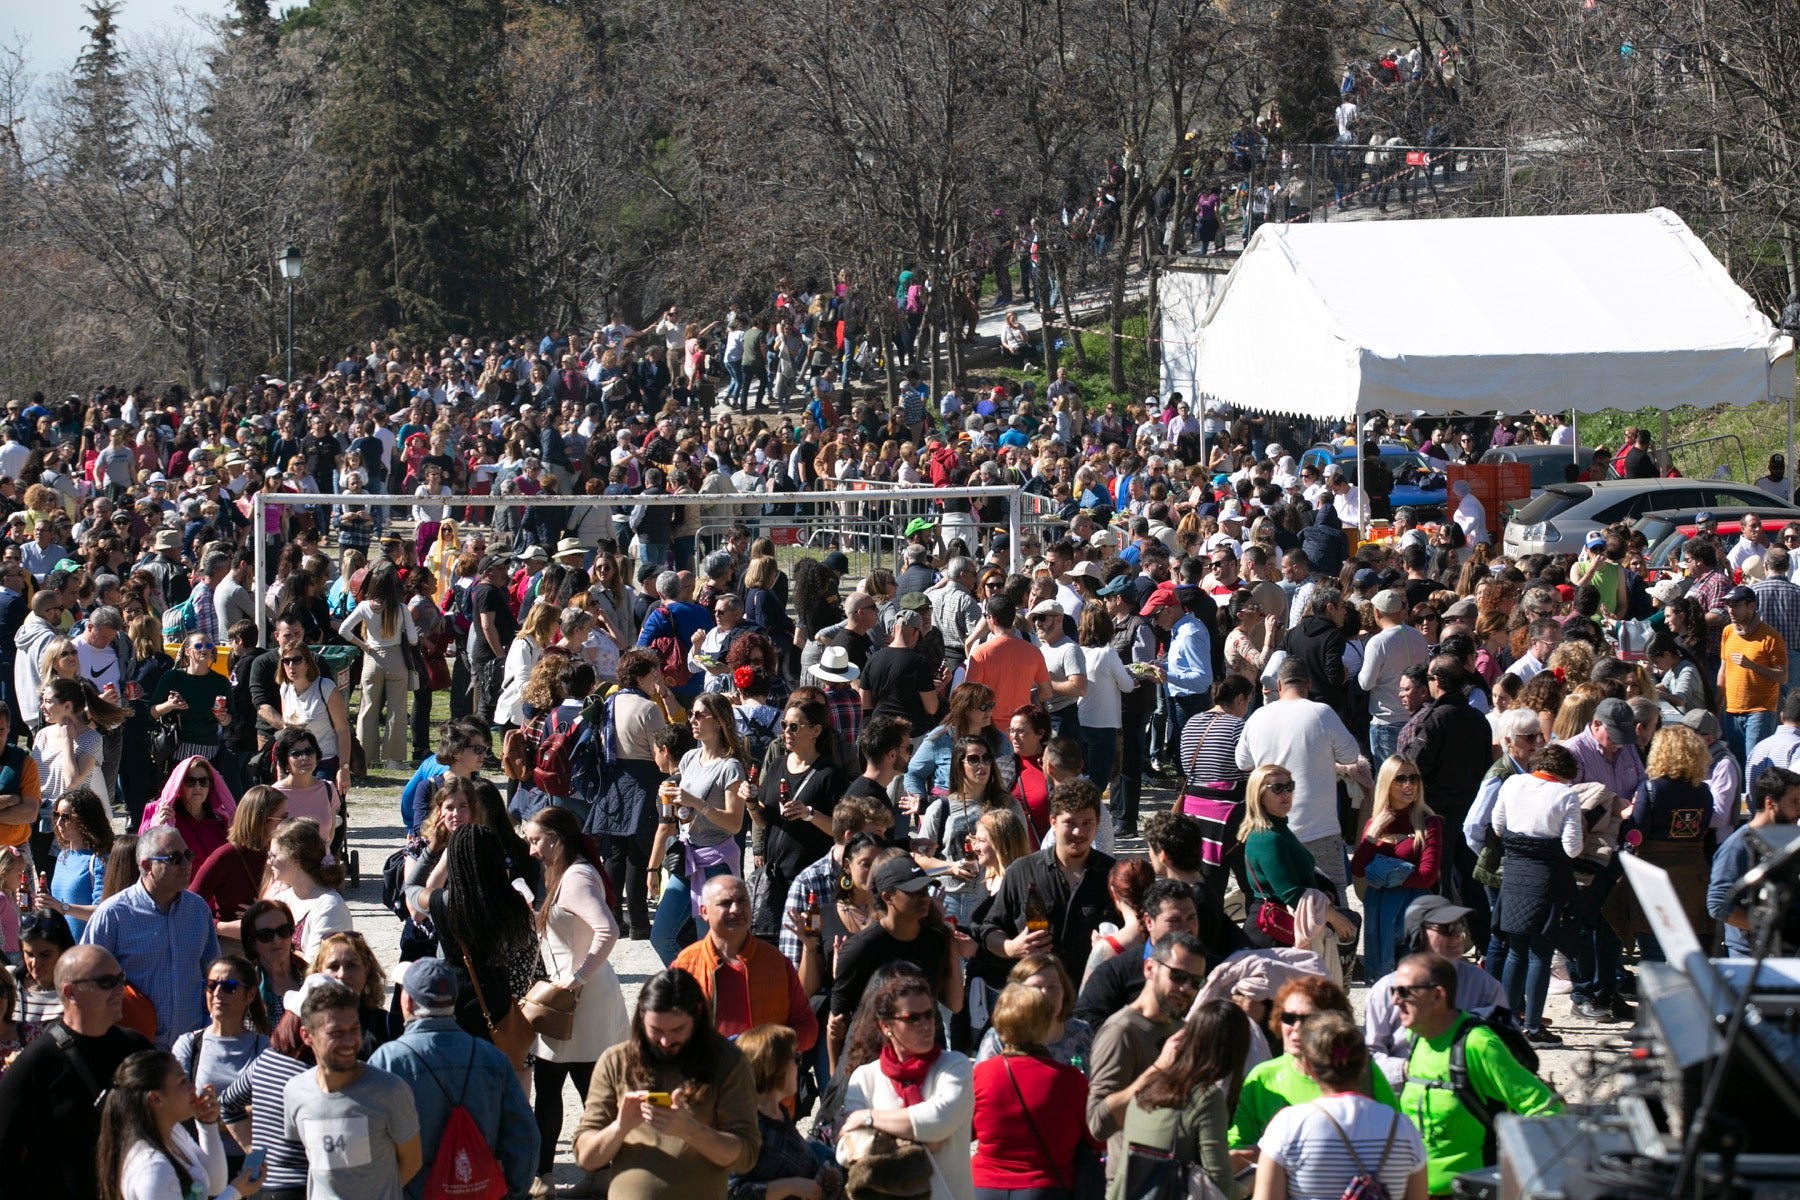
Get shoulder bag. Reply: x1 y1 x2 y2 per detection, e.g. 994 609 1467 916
1120 1106 1228 1200
519 878 580 1042
1246 853 1297 945
1001 1052 1106 1197
460 948 534 1070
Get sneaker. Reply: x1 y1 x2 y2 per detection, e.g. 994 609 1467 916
1523 1025 1563 1047
1610 995 1637 1022
1616 973 1638 998
1548 957 1573 995
1573 999 1623 1023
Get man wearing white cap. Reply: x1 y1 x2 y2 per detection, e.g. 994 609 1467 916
1030 599 1088 737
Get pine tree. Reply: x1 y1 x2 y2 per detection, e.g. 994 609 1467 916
316 0 521 339
68 1 136 182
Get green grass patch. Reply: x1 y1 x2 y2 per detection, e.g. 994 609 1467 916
989 312 1157 413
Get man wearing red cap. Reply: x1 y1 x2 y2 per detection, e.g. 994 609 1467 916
1144 581 1213 740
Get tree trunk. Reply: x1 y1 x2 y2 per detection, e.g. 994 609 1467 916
1055 253 1086 371
1107 246 1129 393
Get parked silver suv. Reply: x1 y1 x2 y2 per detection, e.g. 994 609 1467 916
1502 478 1780 557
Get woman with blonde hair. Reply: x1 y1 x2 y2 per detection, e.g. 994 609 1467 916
1241 763 1357 965
1546 639 1595 688
495 600 559 729
1351 757 1442 980
974 950 1094 1068
1608 724 1716 958
191 785 288 950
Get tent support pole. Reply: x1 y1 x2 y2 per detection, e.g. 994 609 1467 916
1789 390 1794 500
1356 433 1366 539
1571 410 1578 469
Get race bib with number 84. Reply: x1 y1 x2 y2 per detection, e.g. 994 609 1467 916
301 1115 373 1170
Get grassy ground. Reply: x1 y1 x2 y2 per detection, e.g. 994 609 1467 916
989 311 1157 412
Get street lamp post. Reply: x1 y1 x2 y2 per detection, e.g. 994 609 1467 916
279 246 303 383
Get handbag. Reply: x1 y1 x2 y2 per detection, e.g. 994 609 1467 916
520 979 579 1041
147 713 182 770
522 880 583 1042
1247 855 1297 945
1122 1138 1229 1200
1001 1053 1105 1197
459 949 534 1069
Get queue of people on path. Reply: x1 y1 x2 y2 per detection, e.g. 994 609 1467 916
0 331 1748 1200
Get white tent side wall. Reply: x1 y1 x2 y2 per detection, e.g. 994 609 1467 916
1158 266 1228 404
1191 234 1366 422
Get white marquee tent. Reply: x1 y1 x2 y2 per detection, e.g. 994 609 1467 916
1174 208 1795 501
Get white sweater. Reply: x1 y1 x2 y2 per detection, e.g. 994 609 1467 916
1490 772 1584 858
839 1052 975 1200
120 1121 237 1200
1076 644 1138 729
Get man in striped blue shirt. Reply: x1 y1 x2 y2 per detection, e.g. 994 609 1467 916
82 824 219 1048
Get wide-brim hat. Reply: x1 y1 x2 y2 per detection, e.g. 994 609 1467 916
814 645 861 683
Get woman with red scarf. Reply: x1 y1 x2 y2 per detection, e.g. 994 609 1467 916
838 970 975 1200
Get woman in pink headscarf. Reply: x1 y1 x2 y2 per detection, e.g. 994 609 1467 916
139 754 237 867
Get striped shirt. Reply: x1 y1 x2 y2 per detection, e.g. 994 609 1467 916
1179 710 1247 785
1259 1093 1426 1200
218 1047 311 1191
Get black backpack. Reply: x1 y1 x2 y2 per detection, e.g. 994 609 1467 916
1408 1010 1539 1162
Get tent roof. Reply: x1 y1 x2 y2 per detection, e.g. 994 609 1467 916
1192 207 1795 421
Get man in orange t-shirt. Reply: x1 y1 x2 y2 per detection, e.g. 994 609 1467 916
963 594 1049 724
1721 584 1789 766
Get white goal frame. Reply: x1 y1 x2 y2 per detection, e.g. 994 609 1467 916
252 484 1027 642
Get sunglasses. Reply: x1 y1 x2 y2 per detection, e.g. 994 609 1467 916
52 810 75 822
146 851 195 866
1265 781 1296 795
963 756 993 766
781 721 812 732
288 748 318 759
885 1010 936 1026
1390 982 1436 1000
280 656 303 666
1393 773 1422 785
184 776 211 787
1155 960 1200 988
253 923 296 943
73 972 127 991
1279 1010 1311 1026
204 978 246 995
1425 920 1468 937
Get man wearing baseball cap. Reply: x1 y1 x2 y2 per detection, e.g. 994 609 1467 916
1721 583 1788 765
828 856 963 1060
369 958 538 1199
1361 894 1506 1086
1143 580 1212 738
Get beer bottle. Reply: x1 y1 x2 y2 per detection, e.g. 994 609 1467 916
804 888 820 936
1024 883 1050 934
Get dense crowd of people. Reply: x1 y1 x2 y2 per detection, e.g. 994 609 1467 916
0 312 1788 1200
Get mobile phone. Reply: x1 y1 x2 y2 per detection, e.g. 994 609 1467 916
242 1148 267 1182
645 1092 674 1107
